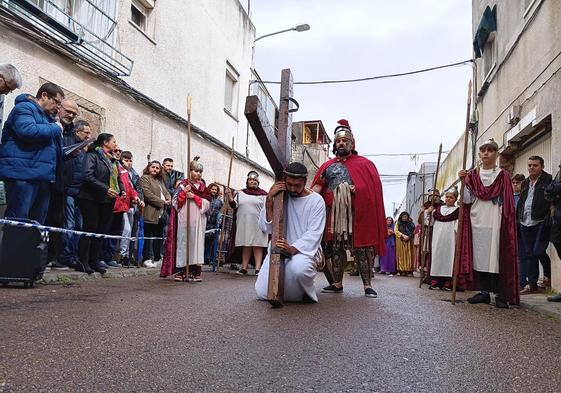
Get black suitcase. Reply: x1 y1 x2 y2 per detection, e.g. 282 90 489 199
0 218 49 288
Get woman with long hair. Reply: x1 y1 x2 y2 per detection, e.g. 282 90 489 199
379 217 397 275
77 133 124 274
140 160 171 267
395 211 415 276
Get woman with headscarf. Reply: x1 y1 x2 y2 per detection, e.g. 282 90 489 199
226 171 268 275
379 217 397 275
161 157 210 282
395 211 415 276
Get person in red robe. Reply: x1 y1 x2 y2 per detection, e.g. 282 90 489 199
311 119 386 298
458 139 519 308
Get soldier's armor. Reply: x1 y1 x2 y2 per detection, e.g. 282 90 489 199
322 162 353 191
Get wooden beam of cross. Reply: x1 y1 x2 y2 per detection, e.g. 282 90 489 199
244 69 294 308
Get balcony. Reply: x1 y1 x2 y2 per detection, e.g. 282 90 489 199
0 0 133 76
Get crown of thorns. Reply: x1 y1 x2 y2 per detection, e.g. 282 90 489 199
283 162 308 178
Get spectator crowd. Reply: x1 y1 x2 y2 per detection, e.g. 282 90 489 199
0 65 263 281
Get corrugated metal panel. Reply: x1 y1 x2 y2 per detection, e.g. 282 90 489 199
514 135 552 175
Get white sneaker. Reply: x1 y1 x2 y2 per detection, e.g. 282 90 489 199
143 260 154 268
153 260 162 268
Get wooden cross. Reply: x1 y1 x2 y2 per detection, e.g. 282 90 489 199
245 69 294 308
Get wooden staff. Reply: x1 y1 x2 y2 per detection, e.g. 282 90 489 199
451 80 473 305
419 143 443 287
216 137 235 270
417 174 426 279
184 95 192 281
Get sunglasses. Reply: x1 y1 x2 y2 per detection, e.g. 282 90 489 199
114 149 122 153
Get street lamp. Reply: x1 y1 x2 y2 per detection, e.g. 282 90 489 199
254 23 311 42
247 23 310 157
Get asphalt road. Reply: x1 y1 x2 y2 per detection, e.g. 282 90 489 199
1 271 561 393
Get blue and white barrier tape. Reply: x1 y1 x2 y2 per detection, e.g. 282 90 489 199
0 219 221 241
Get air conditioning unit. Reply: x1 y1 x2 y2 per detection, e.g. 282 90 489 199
507 105 521 125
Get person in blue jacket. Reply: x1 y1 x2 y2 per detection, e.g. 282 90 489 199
0 82 64 224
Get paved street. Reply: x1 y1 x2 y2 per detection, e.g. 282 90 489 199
1 272 561 393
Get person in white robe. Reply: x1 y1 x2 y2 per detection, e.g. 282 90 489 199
255 162 326 303
161 157 209 282
227 171 268 276
425 190 459 290
458 138 519 308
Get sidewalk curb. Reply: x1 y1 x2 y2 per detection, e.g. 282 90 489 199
39 267 160 284
520 296 561 321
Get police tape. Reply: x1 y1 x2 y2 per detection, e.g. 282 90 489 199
0 219 221 241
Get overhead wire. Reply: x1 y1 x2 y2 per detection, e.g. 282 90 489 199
258 59 473 85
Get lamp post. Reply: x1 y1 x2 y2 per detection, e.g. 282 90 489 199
246 23 311 157
254 23 311 42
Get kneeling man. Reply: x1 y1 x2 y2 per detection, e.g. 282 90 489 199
255 162 326 303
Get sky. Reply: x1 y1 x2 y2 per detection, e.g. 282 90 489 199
247 0 473 215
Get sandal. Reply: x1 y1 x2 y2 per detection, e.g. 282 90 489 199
174 272 186 282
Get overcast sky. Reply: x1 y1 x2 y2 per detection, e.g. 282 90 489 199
247 0 473 215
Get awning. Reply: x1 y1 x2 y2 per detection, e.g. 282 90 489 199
473 5 497 58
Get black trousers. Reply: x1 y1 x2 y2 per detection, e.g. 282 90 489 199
46 190 65 262
478 271 500 294
143 219 164 262
78 199 114 266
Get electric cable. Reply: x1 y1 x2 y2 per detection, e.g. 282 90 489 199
257 59 473 85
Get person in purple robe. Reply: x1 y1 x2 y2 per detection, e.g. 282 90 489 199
379 217 397 275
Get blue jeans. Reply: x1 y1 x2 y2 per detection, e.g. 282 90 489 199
204 230 220 268
4 180 51 224
62 195 82 265
520 222 551 286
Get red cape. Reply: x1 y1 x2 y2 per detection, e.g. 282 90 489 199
160 180 208 277
311 154 386 255
459 168 519 305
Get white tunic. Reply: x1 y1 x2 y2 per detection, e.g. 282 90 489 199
234 192 268 247
465 167 502 274
174 182 210 267
255 192 326 302
430 206 458 277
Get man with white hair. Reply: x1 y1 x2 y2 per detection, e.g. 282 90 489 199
0 64 23 129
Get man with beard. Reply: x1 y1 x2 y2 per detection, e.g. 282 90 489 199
46 99 82 269
61 120 92 269
311 119 386 298
255 162 326 303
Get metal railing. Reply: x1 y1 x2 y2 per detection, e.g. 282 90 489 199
0 0 133 76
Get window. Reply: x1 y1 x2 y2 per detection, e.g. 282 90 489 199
481 32 496 82
224 62 239 118
131 0 147 31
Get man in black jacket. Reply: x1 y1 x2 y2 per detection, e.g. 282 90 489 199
61 119 91 268
518 155 552 294
46 100 81 269
161 157 184 241
162 158 184 195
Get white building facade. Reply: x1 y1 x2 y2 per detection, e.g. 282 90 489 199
0 0 273 188
437 0 561 291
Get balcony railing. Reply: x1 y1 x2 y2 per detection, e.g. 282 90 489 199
0 0 133 76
